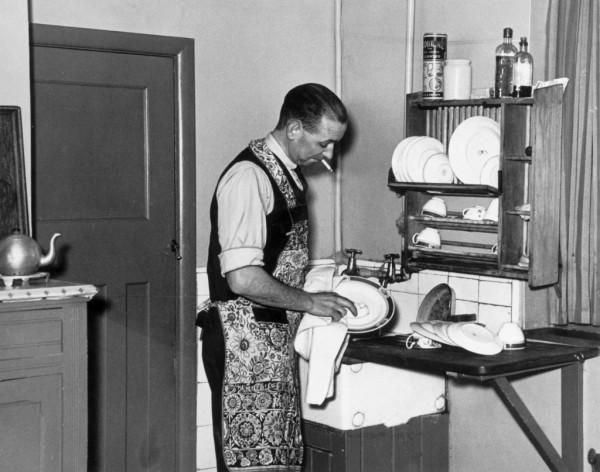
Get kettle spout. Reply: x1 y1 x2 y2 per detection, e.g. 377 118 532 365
39 233 62 267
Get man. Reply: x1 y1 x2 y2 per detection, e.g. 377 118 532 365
198 83 357 471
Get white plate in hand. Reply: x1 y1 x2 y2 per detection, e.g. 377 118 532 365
335 277 394 333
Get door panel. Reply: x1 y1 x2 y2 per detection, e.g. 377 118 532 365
31 26 196 472
0 375 62 472
34 81 148 220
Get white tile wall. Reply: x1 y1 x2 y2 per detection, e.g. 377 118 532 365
195 265 526 470
196 268 216 472
379 266 523 335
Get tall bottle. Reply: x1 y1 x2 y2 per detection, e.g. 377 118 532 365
494 27 518 98
513 37 534 97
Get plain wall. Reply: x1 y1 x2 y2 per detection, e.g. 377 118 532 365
29 0 340 264
0 0 32 224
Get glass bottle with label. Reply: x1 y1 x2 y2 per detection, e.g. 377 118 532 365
494 27 518 98
513 37 533 97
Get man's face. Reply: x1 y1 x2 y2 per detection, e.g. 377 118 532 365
289 116 347 167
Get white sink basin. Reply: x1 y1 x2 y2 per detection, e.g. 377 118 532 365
299 358 445 430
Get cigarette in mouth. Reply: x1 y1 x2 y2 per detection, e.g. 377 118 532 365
321 159 334 173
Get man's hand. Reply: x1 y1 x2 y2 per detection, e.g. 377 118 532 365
226 266 357 321
305 291 357 322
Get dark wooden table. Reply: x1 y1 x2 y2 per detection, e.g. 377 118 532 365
345 334 599 472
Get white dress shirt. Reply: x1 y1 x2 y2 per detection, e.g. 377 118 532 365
217 134 302 275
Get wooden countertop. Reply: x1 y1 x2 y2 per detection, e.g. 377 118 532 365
344 332 599 380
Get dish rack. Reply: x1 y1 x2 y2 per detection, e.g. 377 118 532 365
390 86 564 288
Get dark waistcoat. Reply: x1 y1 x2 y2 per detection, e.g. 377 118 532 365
206 145 308 302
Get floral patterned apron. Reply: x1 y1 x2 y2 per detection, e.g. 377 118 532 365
215 139 308 471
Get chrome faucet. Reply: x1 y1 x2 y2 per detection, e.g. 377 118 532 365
379 253 408 287
342 248 362 276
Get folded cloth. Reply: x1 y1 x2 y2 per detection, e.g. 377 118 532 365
294 265 350 405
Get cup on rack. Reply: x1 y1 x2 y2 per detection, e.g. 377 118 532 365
411 227 441 248
462 205 486 221
421 197 447 217
484 198 499 222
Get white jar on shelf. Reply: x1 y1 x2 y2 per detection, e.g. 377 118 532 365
443 59 472 99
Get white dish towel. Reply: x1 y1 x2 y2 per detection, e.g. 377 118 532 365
294 265 350 405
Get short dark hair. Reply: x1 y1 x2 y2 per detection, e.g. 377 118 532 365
275 83 347 133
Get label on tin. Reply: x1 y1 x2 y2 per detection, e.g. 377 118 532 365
423 61 444 99
423 34 447 61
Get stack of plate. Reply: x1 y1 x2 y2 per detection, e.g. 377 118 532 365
391 136 454 183
448 116 500 187
410 321 503 355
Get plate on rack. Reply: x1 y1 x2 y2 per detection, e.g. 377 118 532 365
391 137 419 181
448 116 500 184
423 152 455 183
410 147 437 182
406 137 444 182
402 137 426 182
479 154 499 188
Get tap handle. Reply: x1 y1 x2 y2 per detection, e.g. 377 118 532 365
380 253 403 286
343 248 362 276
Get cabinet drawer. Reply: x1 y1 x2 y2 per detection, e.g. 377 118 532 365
0 309 63 360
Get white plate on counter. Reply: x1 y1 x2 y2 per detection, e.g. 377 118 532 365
410 321 447 345
446 322 503 355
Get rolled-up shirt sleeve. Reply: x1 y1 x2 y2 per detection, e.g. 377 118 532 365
216 161 273 275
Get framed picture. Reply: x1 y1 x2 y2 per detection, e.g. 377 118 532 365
0 106 29 238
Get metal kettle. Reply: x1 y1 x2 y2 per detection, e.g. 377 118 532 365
0 231 62 276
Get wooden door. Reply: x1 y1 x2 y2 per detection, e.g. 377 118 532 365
30 25 196 472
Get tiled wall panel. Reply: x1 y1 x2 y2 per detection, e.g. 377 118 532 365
196 268 216 472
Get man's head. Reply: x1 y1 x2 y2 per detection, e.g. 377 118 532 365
273 83 348 167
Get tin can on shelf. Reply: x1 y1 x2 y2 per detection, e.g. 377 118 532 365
423 33 447 99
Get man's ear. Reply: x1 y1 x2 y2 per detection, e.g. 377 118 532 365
286 119 303 141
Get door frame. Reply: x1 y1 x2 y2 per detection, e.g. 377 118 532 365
30 23 197 472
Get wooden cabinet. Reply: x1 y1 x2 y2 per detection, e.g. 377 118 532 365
391 85 564 287
0 282 95 472
303 414 448 472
